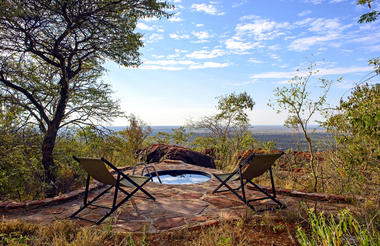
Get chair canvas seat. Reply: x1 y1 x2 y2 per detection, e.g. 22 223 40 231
120 175 150 187
70 156 155 225
212 152 286 212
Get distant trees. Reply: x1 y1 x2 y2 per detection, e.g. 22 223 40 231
0 0 171 194
268 64 336 192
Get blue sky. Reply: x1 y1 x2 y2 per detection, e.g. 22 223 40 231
104 0 380 126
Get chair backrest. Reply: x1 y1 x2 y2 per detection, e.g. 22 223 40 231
241 153 283 180
75 157 117 186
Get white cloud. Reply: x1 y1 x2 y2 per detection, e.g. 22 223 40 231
151 55 165 59
240 15 260 21
144 60 196 66
225 38 258 53
308 18 351 33
232 0 248 8
248 58 263 64
191 3 225 15
195 24 204 27
295 18 314 26
288 33 339 51
131 59 231 71
250 66 373 79
298 10 312 17
174 49 188 53
191 31 213 40
304 0 323 4
139 65 184 71
137 23 154 31
189 62 231 69
270 54 281 61
169 16 183 22
172 0 181 2
169 33 190 39
235 18 290 41
290 18 352 51
186 49 225 59
147 33 164 43
329 0 345 3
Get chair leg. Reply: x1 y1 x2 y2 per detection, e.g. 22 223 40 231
213 174 246 203
212 172 238 193
95 179 155 225
246 180 286 209
70 185 114 219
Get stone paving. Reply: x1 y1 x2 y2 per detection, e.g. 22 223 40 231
1 160 353 233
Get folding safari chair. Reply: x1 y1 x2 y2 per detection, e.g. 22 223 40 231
212 152 286 212
70 156 155 224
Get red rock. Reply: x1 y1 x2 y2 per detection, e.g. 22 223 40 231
115 222 147 232
25 200 44 207
0 201 9 208
203 196 241 208
155 198 208 216
136 144 216 169
154 217 185 230
177 192 204 199
189 215 209 222
5 202 24 209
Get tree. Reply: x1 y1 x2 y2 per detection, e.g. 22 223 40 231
268 64 336 192
190 92 255 168
115 114 152 165
0 0 171 194
192 92 255 141
323 84 379 195
357 0 379 23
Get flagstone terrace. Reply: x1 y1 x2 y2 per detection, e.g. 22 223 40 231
0 160 354 233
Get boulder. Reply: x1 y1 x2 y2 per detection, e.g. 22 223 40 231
136 144 216 169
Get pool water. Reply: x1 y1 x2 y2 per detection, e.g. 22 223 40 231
146 170 211 185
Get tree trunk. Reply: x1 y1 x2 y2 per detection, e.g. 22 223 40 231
305 134 317 192
41 124 59 196
41 77 70 197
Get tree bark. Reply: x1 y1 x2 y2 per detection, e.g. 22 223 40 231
41 76 70 196
41 125 58 193
304 133 317 192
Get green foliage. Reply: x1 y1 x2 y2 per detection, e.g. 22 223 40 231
171 126 194 147
0 0 172 192
113 115 152 166
0 104 45 200
357 0 379 23
190 92 255 169
322 84 379 196
297 209 380 246
215 92 255 126
369 57 380 75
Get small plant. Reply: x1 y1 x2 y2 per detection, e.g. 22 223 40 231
0 231 30 245
218 236 232 245
296 209 380 246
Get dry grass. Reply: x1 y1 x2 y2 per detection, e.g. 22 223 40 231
1 210 301 246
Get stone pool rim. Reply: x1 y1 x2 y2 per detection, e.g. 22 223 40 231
144 169 212 185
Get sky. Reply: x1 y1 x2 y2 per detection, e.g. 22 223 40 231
104 0 380 126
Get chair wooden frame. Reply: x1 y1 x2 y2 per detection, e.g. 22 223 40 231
212 152 286 212
70 156 155 225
